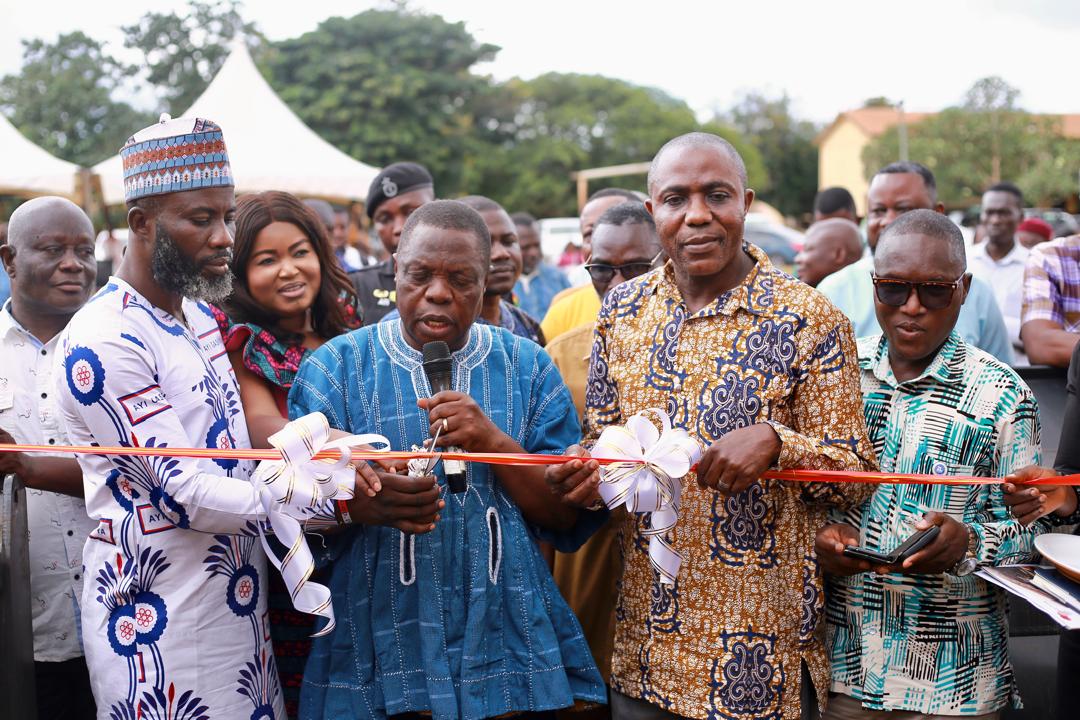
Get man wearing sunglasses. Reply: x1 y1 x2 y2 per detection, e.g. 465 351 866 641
817 162 1012 364
545 200 662 709
816 209 1043 719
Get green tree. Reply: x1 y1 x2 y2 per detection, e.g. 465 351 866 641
863 96 894 108
470 73 765 217
862 77 1075 206
123 0 261 116
0 31 152 166
723 92 819 218
265 9 499 196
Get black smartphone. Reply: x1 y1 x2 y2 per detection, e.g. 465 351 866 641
842 525 941 565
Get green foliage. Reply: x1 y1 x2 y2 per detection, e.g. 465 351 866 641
862 76 1078 206
264 9 499 197
723 92 819 218
464 73 766 217
123 0 261 116
0 32 152 166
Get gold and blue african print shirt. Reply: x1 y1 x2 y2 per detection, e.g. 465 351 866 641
827 332 1044 715
584 243 877 720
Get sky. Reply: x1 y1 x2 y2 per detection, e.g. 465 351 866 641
1 0 1078 124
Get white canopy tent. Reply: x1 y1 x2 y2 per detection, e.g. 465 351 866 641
93 41 380 205
0 113 81 199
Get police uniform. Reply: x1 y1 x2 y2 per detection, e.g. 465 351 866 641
355 162 434 326
349 259 397 326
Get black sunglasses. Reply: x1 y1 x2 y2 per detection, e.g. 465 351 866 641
584 262 655 283
871 274 964 310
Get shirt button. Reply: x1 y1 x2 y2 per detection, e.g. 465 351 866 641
40 349 47 356
48 439 55 445
67 530 73 537
74 574 80 581
40 392 47 399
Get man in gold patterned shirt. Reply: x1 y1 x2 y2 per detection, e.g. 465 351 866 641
546 133 877 720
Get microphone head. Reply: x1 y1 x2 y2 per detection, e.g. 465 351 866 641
422 341 452 374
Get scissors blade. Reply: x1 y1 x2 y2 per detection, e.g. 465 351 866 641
424 419 445 476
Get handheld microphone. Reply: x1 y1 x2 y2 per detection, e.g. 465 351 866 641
421 341 468 493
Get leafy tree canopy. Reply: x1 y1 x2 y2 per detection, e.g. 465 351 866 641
0 31 152 166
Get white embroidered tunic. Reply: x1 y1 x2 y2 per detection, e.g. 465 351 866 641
56 278 283 719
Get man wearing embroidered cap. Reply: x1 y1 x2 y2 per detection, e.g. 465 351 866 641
55 115 292 718
349 161 435 324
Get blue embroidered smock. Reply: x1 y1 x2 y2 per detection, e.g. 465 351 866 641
288 319 606 720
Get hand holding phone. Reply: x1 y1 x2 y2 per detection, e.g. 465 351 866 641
842 525 941 566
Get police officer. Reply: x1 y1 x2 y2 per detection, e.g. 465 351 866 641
351 162 435 324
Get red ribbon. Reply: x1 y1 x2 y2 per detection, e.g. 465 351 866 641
1 442 1076 486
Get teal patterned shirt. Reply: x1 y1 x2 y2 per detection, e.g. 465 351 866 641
826 332 1045 715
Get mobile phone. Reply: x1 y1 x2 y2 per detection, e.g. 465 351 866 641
842 525 941 565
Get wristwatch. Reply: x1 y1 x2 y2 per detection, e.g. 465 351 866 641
949 523 979 576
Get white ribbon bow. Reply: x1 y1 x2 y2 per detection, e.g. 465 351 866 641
592 409 701 585
251 412 390 636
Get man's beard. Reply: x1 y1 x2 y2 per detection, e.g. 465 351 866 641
151 225 234 303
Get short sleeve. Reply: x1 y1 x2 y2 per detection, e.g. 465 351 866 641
1022 247 1063 326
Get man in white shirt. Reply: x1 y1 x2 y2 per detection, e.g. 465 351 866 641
0 196 99 719
968 182 1028 352
55 116 288 718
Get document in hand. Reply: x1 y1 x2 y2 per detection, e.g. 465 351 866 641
1031 567 1080 613
976 565 1080 630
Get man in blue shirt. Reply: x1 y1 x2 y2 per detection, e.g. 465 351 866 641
512 212 569 319
290 199 604 718
817 162 1012 363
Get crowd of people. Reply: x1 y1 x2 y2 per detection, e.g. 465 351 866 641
1 111 1079 720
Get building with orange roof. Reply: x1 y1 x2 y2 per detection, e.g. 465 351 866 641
816 107 1080 215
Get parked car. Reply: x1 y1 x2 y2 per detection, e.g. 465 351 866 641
743 213 804 273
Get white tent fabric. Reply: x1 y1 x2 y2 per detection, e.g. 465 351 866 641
93 42 380 205
0 113 80 198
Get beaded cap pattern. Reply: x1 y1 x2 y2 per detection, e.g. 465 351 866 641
120 114 233 202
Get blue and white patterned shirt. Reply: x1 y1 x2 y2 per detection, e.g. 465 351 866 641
56 278 284 719
827 332 1044 715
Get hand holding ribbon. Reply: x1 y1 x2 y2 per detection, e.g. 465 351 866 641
250 412 390 635
591 409 702 585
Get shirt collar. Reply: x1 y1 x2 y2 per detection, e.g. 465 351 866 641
0 300 18 340
653 242 777 318
867 330 964 386
0 301 49 349
970 240 1028 266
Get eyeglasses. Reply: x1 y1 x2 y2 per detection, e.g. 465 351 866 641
584 262 655 283
871 274 964 310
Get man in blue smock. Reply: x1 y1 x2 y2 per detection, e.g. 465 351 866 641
289 199 605 719
817 161 1013 364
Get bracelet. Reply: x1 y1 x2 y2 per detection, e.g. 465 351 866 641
337 499 353 525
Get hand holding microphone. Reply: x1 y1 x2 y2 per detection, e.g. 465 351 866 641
421 342 479 493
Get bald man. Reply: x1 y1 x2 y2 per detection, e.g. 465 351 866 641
795 218 863 287
816 210 1042 718
0 197 98 718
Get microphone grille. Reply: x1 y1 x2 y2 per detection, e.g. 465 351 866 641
422 341 451 365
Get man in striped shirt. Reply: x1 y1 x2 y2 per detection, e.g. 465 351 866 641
816 210 1046 718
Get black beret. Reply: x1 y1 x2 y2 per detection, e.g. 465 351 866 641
365 162 434 219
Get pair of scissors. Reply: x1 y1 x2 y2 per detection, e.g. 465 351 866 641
423 418 447 476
